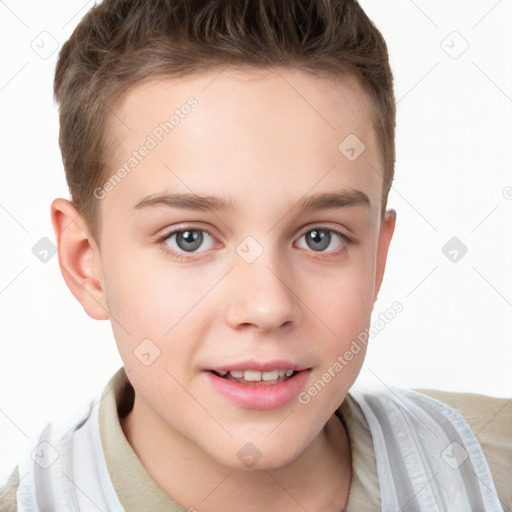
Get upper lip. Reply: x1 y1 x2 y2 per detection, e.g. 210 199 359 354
206 360 310 372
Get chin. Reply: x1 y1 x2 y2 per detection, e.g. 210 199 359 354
204 435 308 472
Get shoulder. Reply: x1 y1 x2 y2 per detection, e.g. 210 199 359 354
413 388 512 508
0 465 19 512
411 388 511 451
413 388 511 433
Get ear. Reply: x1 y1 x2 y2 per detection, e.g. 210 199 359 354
50 198 109 320
373 208 396 303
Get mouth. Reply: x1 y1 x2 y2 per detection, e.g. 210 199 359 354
204 364 311 410
208 368 300 385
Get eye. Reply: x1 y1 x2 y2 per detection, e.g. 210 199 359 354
296 228 349 253
160 228 216 255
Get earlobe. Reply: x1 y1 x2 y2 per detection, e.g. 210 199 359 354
50 198 109 321
373 208 396 304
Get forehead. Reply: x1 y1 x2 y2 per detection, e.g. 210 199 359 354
100 66 381 221
109 67 376 143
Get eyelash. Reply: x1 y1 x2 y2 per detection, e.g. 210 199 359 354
155 225 353 262
156 226 218 262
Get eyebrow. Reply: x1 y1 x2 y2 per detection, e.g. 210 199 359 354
294 188 371 211
133 188 371 213
133 193 238 212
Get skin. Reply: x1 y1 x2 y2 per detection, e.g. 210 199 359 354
51 66 396 511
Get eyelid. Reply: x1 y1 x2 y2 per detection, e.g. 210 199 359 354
155 225 219 262
155 223 219 242
293 226 352 261
295 223 352 242
156 222 351 243
155 222 353 261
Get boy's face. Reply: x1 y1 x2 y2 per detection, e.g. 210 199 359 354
55 67 395 469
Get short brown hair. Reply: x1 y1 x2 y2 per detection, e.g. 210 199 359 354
54 0 395 246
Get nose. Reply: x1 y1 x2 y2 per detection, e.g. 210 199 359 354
223 255 303 333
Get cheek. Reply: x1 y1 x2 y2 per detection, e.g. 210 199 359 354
304 275 373 410
101 249 217 368
308 259 376 333
102 245 185 327
303 255 375 398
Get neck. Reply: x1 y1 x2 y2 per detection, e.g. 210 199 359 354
120 394 352 512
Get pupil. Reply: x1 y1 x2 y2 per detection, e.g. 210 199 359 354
307 229 330 251
177 230 203 252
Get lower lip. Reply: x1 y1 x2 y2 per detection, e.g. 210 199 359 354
204 370 311 410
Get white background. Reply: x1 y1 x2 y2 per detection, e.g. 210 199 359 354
1 0 511 484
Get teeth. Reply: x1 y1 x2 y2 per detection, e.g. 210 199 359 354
217 369 296 381
262 370 279 381
244 370 261 381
